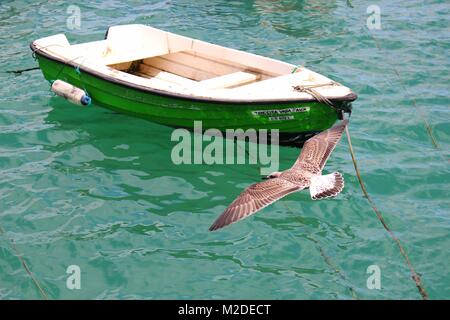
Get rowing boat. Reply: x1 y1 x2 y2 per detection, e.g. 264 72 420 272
31 24 357 144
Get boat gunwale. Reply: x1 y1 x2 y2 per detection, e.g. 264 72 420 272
30 42 358 106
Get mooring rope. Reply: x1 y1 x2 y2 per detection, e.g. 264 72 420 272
53 55 86 82
293 82 338 108
344 123 428 299
31 43 65 61
32 44 86 84
280 202 359 299
298 80 429 298
307 232 359 299
0 225 48 299
6 67 40 75
291 71 430 299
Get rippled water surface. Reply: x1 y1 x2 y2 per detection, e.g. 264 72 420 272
0 0 449 299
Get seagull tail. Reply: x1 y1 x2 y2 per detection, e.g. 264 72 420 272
310 172 344 200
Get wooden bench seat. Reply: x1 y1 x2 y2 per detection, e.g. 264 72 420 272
137 64 197 87
133 64 260 90
197 71 260 89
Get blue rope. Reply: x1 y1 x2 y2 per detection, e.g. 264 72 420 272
75 66 92 106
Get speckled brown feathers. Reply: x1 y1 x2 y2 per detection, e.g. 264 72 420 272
209 178 305 231
209 120 348 231
293 119 348 173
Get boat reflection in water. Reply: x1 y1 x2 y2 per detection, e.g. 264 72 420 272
32 22 355 147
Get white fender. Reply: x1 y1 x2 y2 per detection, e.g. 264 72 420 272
51 80 91 106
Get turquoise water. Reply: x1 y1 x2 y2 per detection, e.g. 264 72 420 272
0 0 449 299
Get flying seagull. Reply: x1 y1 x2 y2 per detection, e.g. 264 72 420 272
209 119 348 231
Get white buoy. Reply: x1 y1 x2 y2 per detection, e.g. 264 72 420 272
50 80 91 106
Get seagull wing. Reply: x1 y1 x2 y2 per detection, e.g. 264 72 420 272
209 178 305 231
292 119 348 172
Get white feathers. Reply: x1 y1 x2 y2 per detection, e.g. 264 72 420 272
310 172 344 200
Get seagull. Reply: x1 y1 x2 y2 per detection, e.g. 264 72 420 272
209 119 348 231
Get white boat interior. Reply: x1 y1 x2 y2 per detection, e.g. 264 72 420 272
32 24 355 102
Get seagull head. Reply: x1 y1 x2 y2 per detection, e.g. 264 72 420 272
262 171 282 180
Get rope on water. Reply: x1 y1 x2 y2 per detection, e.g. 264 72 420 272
6 67 40 75
0 225 48 299
345 123 428 300
312 236 359 299
363 30 439 150
279 79 427 298
281 202 359 299
237 143 359 299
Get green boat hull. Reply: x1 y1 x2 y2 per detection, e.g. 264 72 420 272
35 54 351 144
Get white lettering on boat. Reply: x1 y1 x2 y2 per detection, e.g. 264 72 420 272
269 115 294 121
251 106 309 117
